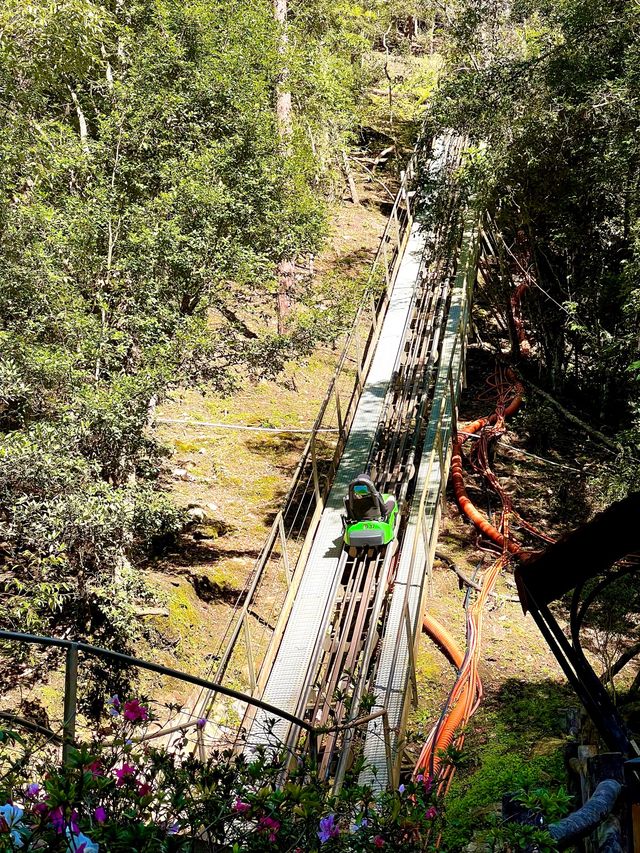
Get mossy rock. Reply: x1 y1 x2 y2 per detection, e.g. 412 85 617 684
188 571 239 604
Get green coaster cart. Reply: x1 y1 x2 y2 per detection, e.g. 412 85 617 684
342 474 398 549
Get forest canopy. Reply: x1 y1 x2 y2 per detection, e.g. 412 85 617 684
433 0 640 441
0 0 429 645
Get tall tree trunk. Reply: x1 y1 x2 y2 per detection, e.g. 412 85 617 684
274 0 292 138
274 0 293 335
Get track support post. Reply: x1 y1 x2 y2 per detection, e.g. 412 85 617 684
277 512 292 587
62 643 79 764
403 602 419 707
243 614 256 695
382 711 395 789
310 432 322 506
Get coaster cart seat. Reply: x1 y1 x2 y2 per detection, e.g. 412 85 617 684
343 474 398 549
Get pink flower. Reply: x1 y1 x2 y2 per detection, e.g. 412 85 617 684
122 699 149 723
374 836 385 848
258 816 280 842
137 782 152 797
85 760 103 778
32 802 47 818
232 798 250 814
425 806 437 820
94 807 106 824
114 763 136 786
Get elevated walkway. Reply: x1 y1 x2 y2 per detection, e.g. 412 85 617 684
250 220 430 744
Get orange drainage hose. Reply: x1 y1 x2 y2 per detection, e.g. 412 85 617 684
451 380 525 557
414 259 544 837
421 613 464 670
415 369 526 804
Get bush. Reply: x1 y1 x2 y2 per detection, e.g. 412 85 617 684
0 698 444 852
0 422 184 645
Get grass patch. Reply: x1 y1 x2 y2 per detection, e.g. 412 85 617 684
440 679 571 851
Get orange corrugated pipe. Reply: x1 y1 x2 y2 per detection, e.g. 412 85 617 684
421 613 464 670
450 380 524 556
414 276 536 835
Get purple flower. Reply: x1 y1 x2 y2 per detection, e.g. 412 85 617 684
114 764 136 786
94 807 106 824
168 822 180 835
317 814 340 843
425 806 437 820
25 784 40 799
50 807 79 835
196 718 206 729
398 784 405 794
50 807 66 834
258 817 280 843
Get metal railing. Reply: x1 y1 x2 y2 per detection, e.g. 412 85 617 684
0 629 394 781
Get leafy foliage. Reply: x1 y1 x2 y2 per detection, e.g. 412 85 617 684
440 681 570 850
433 0 640 439
0 700 443 851
0 0 401 643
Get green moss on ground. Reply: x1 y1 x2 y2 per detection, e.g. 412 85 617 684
440 680 572 852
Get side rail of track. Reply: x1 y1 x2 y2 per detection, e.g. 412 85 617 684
246 135 472 784
360 211 480 788
183 152 428 732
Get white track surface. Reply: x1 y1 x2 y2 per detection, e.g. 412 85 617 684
250 221 429 745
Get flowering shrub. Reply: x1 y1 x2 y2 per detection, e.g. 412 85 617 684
0 699 442 852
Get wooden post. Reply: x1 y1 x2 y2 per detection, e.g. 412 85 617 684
382 239 391 289
382 711 394 787
334 387 344 442
310 431 322 505
403 602 419 707
436 434 446 512
392 204 401 249
448 368 458 438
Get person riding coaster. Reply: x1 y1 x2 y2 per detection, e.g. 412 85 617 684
342 474 398 549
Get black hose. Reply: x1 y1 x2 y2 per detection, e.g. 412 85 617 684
547 780 621 848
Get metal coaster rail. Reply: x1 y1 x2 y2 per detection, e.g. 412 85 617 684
242 134 480 787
